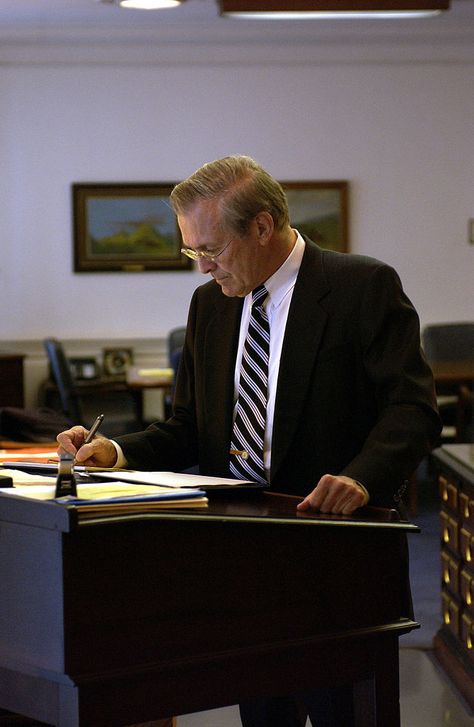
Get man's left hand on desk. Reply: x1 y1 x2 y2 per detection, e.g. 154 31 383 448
296 474 369 516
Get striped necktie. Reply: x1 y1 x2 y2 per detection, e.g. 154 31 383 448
229 284 270 484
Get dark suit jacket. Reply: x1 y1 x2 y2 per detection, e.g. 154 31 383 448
117 239 441 508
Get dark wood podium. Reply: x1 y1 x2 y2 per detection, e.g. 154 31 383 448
0 490 418 727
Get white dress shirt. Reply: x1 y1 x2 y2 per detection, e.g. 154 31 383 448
233 232 305 480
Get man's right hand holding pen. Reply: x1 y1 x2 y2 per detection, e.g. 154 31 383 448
57 416 119 469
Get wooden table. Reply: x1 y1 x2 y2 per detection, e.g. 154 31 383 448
431 360 474 392
126 366 173 390
126 366 174 420
0 490 418 727
41 367 174 428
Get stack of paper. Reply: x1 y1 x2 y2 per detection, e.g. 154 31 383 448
0 482 208 519
97 470 255 489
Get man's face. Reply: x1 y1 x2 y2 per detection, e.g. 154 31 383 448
178 199 263 298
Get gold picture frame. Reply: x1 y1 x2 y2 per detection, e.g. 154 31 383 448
73 183 192 273
281 181 349 253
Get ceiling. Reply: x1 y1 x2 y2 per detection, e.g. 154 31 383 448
0 0 473 54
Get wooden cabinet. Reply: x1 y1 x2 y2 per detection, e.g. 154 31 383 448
0 354 24 407
433 444 474 708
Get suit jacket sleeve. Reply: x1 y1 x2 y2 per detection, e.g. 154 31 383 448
339 262 441 499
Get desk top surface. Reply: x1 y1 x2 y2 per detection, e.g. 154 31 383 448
126 366 174 388
431 359 474 382
0 487 418 534
433 443 474 481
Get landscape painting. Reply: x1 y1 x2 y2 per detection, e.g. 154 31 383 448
73 183 191 272
281 181 349 253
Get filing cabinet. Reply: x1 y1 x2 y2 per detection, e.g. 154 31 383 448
0 353 24 408
433 444 474 708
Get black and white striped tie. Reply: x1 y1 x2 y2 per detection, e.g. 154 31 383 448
230 284 270 484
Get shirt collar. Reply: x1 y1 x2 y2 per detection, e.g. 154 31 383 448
263 231 305 314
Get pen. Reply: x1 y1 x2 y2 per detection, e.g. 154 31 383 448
83 414 105 445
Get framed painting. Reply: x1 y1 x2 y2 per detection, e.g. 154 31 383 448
72 183 191 272
281 181 349 253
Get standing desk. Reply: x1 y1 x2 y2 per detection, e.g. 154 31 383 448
0 490 418 727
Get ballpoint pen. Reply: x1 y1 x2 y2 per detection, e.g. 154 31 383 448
83 413 105 445
71 414 105 468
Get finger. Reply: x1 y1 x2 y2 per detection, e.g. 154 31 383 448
74 442 95 464
75 437 117 468
330 484 367 514
296 497 311 511
56 426 86 456
296 476 333 511
312 475 345 512
297 476 366 514
323 487 366 514
341 498 361 515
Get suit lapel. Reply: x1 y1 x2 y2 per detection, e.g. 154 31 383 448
271 241 330 480
203 293 243 466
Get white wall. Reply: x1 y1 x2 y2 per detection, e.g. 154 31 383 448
1 55 473 346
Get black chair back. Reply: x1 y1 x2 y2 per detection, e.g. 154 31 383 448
422 322 474 362
43 338 84 426
168 327 186 382
168 327 186 362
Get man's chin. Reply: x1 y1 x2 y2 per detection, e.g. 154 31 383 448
214 277 246 298
215 277 232 296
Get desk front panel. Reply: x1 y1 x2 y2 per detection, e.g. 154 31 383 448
61 514 410 677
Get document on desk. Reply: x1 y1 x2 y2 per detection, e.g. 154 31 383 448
0 482 209 515
0 468 56 485
0 461 128 475
0 464 261 490
96 470 259 489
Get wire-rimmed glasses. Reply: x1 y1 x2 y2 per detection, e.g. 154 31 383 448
181 237 234 261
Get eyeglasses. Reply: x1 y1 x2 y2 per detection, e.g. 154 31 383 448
181 237 234 261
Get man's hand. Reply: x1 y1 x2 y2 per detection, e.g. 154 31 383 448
297 474 368 515
56 426 118 468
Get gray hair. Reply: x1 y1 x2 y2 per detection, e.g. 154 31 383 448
170 155 290 236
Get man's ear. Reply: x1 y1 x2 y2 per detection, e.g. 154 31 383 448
254 211 274 246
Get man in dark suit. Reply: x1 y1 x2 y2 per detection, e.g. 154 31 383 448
58 155 441 726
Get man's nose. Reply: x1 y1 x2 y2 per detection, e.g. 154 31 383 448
197 257 216 274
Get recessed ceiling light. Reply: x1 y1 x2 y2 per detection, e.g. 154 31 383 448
119 0 183 9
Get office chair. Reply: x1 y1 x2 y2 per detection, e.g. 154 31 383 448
168 327 186 370
43 338 84 426
168 326 186 387
422 322 474 362
43 338 145 437
163 326 186 418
